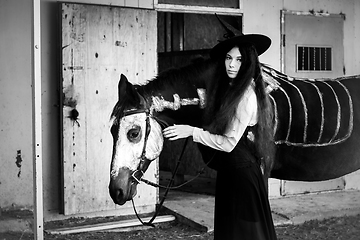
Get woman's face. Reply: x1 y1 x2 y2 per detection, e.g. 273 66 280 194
225 46 242 79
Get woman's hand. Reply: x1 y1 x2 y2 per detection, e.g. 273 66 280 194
163 125 194 141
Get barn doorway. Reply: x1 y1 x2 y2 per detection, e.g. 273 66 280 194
157 13 242 195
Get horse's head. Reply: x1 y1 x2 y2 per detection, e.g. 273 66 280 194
109 74 164 205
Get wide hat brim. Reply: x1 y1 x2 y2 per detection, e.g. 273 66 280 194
210 34 271 59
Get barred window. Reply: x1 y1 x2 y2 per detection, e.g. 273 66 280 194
297 46 332 71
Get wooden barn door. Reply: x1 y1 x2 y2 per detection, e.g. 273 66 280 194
61 3 157 215
281 12 345 195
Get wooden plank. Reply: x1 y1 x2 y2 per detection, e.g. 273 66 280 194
155 3 243 14
138 0 153 8
61 3 157 215
62 3 88 215
45 215 175 234
157 0 239 8
32 0 44 239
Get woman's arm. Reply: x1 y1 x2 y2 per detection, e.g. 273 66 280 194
163 86 257 152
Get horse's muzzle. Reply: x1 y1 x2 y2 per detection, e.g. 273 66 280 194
109 168 137 205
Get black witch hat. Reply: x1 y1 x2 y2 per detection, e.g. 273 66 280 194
210 14 271 59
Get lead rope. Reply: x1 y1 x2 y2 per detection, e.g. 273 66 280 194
132 137 190 227
141 161 211 190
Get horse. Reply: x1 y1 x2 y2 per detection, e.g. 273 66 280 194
108 58 360 205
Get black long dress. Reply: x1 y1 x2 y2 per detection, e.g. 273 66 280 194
199 127 277 240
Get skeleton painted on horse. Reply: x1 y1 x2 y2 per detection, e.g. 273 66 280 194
108 14 360 238
109 58 360 205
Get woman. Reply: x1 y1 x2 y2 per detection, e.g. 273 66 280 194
163 18 277 240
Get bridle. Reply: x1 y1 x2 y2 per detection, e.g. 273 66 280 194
120 106 189 227
120 104 214 227
121 108 154 185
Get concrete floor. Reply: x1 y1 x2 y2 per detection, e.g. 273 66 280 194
159 171 360 232
2 172 360 234
162 187 360 232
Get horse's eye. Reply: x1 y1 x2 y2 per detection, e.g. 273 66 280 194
127 126 142 143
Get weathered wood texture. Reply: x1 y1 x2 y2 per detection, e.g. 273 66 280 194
61 3 157 215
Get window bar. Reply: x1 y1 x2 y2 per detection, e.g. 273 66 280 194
301 47 304 71
313 47 316 71
324 48 327 71
308 47 310 71
320 47 322 70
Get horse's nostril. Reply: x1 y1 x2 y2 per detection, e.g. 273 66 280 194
115 189 123 201
110 187 125 204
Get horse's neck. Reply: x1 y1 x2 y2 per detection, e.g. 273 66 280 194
138 83 205 127
139 61 213 127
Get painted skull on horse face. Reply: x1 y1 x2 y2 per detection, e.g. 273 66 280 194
109 74 163 205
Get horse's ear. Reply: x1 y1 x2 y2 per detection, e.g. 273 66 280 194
118 74 135 100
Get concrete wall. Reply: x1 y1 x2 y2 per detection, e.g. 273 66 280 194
1 0 359 216
243 0 283 69
345 0 360 190
244 0 360 76
0 0 33 210
282 0 359 76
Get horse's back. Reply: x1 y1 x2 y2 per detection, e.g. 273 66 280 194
269 74 360 181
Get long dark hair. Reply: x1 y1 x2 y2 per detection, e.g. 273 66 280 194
203 43 275 176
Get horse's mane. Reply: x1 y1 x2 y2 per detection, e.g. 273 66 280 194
138 58 216 97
